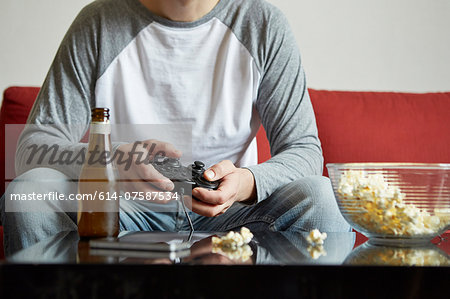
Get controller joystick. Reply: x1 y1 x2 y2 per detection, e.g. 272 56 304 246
191 161 205 174
150 157 219 191
154 154 167 165
167 158 181 168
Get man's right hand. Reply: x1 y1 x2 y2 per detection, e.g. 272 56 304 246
116 139 182 195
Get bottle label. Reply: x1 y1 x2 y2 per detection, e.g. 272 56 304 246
90 122 111 134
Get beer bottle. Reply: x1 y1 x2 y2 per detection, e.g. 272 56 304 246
77 108 119 237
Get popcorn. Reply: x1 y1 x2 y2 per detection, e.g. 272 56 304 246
306 229 327 245
212 244 253 262
306 229 327 259
337 171 449 237
307 244 327 260
211 227 254 261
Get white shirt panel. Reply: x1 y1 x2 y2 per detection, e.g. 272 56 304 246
95 18 261 167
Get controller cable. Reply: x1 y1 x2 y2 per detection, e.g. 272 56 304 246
178 187 194 242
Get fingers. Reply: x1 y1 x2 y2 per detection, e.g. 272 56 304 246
191 198 228 217
116 140 182 167
120 177 170 194
141 139 182 159
192 183 236 206
203 160 235 181
136 164 174 191
119 162 174 191
187 196 232 217
193 168 239 205
187 162 240 217
119 176 175 204
117 139 183 192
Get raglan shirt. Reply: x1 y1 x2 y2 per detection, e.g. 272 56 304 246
16 0 323 203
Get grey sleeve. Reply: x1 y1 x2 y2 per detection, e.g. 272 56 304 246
15 4 100 179
15 1 151 179
245 6 323 202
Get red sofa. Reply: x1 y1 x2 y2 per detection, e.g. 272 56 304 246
2 86 450 258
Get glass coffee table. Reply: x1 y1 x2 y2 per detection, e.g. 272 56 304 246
1 230 449 298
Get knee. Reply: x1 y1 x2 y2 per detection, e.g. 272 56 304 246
292 176 336 206
6 167 76 195
8 167 69 186
272 176 350 232
3 168 77 214
277 176 336 207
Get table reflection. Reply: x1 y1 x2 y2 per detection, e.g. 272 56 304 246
14 230 450 267
7 230 356 265
345 242 450 266
9 230 450 266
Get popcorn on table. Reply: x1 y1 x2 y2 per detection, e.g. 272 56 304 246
306 229 327 245
307 244 327 260
306 229 327 259
211 227 254 261
337 170 449 236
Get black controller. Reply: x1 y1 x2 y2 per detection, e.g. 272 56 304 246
150 155 220 191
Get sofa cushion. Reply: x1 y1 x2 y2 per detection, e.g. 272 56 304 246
257 90 450 176
0 87 40 196
309 89 450 176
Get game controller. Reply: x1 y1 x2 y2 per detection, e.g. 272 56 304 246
150 155 219 234
150 154 220 191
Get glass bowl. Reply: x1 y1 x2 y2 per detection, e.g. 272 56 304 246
327 163 450 245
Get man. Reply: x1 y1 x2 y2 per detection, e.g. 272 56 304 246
1 0 349 256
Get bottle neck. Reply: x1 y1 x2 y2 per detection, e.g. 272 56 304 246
89 121 111 135
86 121 113 167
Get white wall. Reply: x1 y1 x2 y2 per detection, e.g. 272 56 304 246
0 0 93 99
1 0 450 100
270 0 450 92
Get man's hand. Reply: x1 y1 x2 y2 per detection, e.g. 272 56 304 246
189 160 256 217
116 140 181 196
